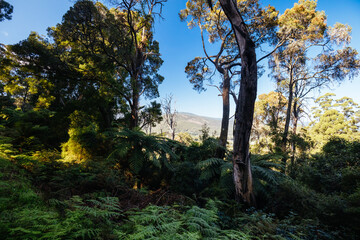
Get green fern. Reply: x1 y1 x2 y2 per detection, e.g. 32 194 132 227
196 158 223 180
251 165 283 186
222 230 253 240
108 129 177 174
184 205 219 237
218 161 235 197
248 155 286 201
119 200 256 240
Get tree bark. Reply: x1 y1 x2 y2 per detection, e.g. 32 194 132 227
172 128 175 140
217 70 230 159
281 77 293 172
129 45 144 129
99 105 112 130
130 87 139 129
219 0 257 205
162 94 177 140
290 99 299 176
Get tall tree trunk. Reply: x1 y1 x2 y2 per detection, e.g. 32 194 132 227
99 105 112 130
290 99 299 176
130 88 139 129
217 70 230 159
281 78 293 172
172 128 175 140
219 0 257 205
130 48 144 129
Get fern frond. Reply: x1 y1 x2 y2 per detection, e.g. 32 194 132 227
196 158 224 170
109 129 177 175
196 158 223 181
252 165 284 186
222 229 253 240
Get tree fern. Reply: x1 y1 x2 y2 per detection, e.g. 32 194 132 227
246 155 284 204
219 161 235 197
251 165 282 186
196 158 223 180
108 129 177 174
195 154 286 200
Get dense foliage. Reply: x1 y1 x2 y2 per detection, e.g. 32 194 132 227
1 0 359 239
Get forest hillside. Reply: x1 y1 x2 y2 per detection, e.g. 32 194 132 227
1 0 360 239
153 112 234 140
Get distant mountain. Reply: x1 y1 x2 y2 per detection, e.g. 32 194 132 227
152 112 234 140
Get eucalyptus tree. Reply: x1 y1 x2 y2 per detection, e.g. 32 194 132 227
184 0 298 204
251 91 287 154
110 0 167 129
270 0 360 170
180 0 278 158
309 93 360 150
218 0 258 205
51 0 165 129
189 0 265 204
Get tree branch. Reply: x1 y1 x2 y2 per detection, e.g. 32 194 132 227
257 39 285 63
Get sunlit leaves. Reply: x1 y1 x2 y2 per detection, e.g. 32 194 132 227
251 91 287 153
309 94 360 150
278 0 326 42
0 33 57 111
270 0 359 157
328 23 352 45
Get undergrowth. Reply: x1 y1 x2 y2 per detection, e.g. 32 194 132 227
0 135 359 239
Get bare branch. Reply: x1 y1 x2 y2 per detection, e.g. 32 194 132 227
199 24 216 66
207 84 223 95
230 90 238 103
257 39 285 63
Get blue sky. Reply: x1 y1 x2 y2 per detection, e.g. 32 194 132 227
1 0 360 118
